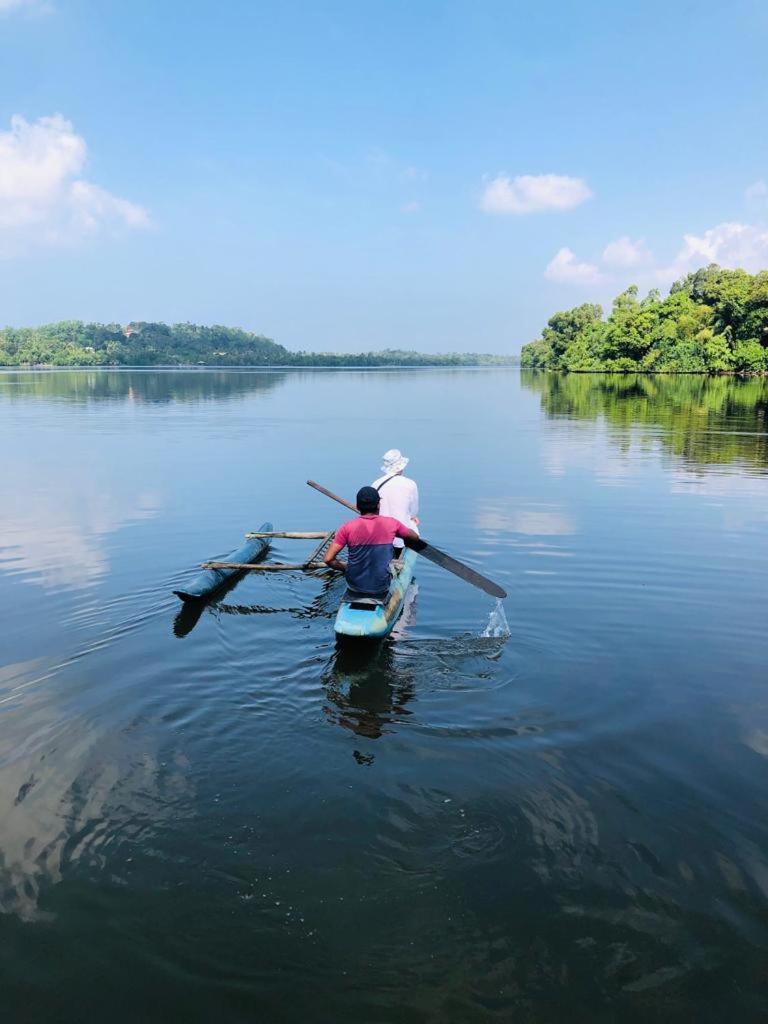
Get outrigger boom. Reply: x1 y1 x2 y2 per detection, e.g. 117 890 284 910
203 529 337 573
244 531 329 539
174 490 504 639
174 522 415 640
202 560 330 571
202 532 337 573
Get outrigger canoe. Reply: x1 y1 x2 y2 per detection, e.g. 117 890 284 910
334 548 417 639
173 521 273 602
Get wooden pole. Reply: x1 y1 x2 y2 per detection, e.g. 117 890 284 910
307 480 358 514
244 531 329 539
305 530 335 565
201 560 335 572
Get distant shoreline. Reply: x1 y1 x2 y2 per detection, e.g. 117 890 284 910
0 319 515 369
0 361 519 371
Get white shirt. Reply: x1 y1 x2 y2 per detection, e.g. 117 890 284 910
371 473 419 546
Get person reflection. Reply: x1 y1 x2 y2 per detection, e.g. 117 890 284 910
323 637 416 746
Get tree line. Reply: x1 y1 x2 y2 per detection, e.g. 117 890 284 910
0 320 509 367
521 265 768 373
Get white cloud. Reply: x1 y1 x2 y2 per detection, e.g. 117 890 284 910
0 114 149 252
401 166 428 183
746 180 767 202
602 235 652 268
481 173 592 215
545 247 603 284
658 221 768 283
0 0 51 13
69 180 150 231
401 200 421 213
546 217 768 291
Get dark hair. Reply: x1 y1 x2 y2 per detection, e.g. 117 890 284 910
356 485 380 513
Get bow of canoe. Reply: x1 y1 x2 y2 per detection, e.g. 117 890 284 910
173 521 273 602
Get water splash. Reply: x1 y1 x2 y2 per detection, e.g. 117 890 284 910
482 599 510 638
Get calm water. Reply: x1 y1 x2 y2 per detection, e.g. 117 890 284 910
2 368 768 1021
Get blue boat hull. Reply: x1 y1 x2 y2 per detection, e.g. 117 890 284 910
174 521 273 602
334 548 416 639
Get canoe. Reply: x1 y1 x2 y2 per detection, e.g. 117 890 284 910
173 521 273 602
334 548 417 639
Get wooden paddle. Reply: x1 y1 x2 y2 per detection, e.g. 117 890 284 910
307 479 507 599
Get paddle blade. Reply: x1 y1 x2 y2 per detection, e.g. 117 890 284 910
405 537 507 599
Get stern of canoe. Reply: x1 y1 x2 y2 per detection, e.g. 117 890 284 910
334 548 416 639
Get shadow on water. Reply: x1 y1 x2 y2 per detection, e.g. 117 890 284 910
173 567 346 636
216 569 344 621
172 599 207 638
171 563 265 639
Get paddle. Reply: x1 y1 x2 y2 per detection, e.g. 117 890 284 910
306 479 507 599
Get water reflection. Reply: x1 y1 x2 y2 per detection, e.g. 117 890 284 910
476 500 576 537
522 371 768 469
0 713 193 922
4 367 768 1018
0 368 288 404
177 592 331 635
0 483 161 590
322 642 417 743
206 569 344 628
172 599 207 637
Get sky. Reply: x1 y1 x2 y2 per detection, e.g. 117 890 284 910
0 0 767 354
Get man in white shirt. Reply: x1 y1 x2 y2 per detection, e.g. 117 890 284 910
372 449 420 560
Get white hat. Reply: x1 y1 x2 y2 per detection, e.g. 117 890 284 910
381 448 409 474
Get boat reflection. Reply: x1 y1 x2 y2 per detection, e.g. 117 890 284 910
196 568 345 630
172 599 207 638
171 569 254 639
322 585 419 746
323 642 417 743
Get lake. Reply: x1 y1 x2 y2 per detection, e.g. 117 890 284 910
1 368 768 1022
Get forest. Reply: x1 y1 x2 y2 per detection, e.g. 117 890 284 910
0 320 508 367
520 265 768 373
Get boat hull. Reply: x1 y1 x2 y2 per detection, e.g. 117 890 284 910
173 521 273 602
334 548 416 639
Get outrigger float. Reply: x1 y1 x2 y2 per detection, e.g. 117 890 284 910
173 521 274 603
172 481 506 640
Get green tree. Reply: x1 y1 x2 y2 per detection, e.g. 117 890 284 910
522 264 768 374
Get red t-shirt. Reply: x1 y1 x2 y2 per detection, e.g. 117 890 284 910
335 514 412 594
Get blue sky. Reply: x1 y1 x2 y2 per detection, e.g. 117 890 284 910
0 0 766 353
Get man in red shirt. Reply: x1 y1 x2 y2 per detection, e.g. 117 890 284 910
324 486 418 596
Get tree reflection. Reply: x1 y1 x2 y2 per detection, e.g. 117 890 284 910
0 369 288 405
521 371 768 468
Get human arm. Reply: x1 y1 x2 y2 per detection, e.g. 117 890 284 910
324 524 348 571
395 522 420 546
323 540 347 571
